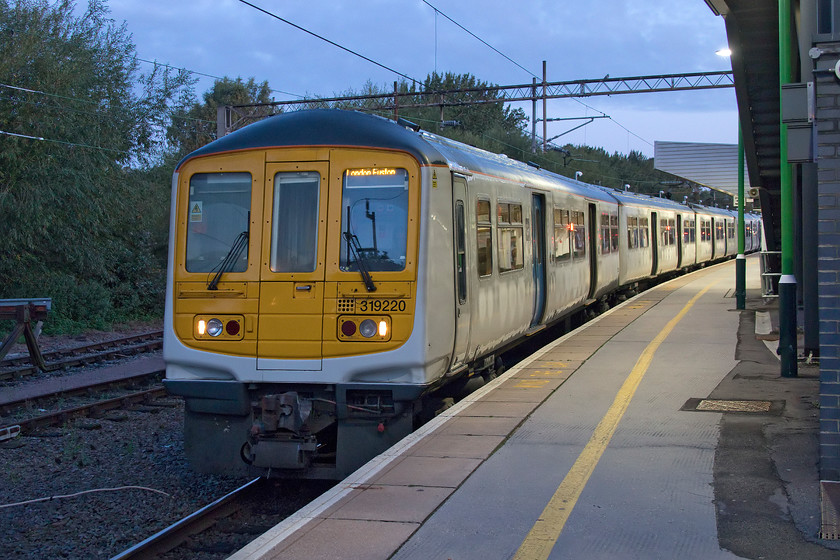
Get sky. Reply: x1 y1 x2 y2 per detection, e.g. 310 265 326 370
105 0 737 157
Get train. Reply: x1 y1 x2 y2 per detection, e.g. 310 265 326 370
162 109 761 479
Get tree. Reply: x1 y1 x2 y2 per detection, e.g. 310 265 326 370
0 0 192 331
167 76 272 159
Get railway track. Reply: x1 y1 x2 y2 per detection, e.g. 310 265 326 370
111 477 334 559
112 477 266 559
0 356 167 437
0 330 163 381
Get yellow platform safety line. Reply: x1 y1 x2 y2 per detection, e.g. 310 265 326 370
514 281 718 560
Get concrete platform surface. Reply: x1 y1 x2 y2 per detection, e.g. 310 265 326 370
230 255 838 560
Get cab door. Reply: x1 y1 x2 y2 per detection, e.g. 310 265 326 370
450 174 471 370
257 162 330 371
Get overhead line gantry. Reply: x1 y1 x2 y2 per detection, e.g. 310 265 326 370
218 70 735 138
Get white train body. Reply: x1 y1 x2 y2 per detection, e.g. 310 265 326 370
163 110 760 479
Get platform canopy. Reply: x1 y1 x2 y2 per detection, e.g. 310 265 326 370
653 140 751 197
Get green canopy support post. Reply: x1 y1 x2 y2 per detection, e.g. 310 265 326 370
778 0 798 377
736 124 746 310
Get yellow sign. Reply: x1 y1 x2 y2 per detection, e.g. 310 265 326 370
190 201 202 222
432 170 438 189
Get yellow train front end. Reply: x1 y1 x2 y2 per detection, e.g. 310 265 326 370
164 112 431 478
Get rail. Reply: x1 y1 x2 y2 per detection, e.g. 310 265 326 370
110 477 265 559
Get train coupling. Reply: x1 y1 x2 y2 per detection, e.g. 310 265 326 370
247 392 318 470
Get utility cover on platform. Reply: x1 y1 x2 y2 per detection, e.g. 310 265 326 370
681 398 783 414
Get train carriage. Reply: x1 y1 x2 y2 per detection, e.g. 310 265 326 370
164 109 744 480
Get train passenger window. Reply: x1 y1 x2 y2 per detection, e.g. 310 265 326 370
639 217 650 248
572 211 586 257
340 168 409 272
498 202 524 272
553 208 571 260
186 172 252 273
476 199 492 277
600 212 611 254
660 218 676 246
628 216 638 249
716 222 724 240
455 201 467 303
683 219 695 244
610 213 619 252
270 172 320 273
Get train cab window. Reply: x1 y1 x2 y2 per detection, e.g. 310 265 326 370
340 168 409 272
553 207 571 261
270 171 320 273
476 199 492 277
572 210 586 257
186 172 252 273
497 202 524 272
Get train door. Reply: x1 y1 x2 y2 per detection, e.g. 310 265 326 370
587 203 598 299
711 218 717 259
450 175 471 369
530 193 547 327
676 214 683 268
651 211 659 275
257 162 330 371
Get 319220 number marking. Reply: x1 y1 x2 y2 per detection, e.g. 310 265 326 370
356 299 406 313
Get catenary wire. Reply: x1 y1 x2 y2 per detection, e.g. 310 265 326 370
236 0 422 85
422 0 538 79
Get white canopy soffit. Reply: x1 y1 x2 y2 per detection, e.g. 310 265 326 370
654 141 751 196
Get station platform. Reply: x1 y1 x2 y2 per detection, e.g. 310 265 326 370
230 255 835 560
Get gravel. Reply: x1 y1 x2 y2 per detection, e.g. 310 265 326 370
0 397 252 559
0 324 253 559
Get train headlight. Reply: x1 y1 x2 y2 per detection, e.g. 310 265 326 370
206 318 224 337
194 315 245 340
359 319 377 338
337 316 392 342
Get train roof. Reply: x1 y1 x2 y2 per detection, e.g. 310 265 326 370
176 109 448 170
176 109 616 203
602 187 692 211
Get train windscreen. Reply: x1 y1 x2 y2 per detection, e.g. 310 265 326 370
185 172 251 273
339 168 409 272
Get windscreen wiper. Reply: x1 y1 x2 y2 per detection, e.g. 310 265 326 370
343 231 377 292
207 230 249 290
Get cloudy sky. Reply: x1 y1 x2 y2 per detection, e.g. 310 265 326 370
106 0 736 156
